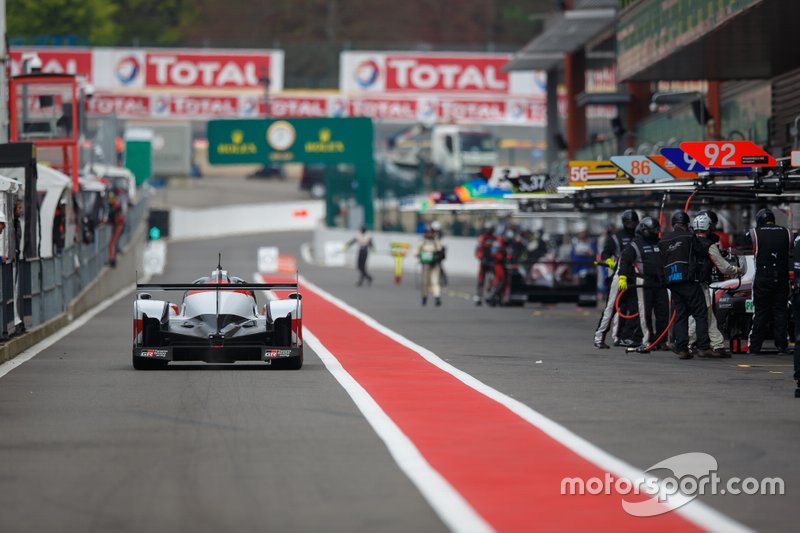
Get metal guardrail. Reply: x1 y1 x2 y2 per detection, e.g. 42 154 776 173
0 199 147 339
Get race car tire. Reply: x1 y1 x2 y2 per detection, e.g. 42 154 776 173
132 353 168 370
273 317 292 346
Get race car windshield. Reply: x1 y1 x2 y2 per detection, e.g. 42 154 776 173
460 132 494 152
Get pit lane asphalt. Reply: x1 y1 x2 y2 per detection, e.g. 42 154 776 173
0 230 796 532
0 234 446 533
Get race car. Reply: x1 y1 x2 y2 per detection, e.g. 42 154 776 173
507 256 598 307
132 265 303 370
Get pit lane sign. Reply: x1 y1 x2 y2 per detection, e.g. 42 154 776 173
568 161 627 187
207 117 373 165
647 155 697 180
680 141 776 168
610 156 674 182
660 147 752 174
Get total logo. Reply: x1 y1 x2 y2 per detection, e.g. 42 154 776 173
354 59 381 89
507 100 529 122
239 96 260 117
417 98 438 124
152 96 171 117
385 57 508 92
115 55 141 85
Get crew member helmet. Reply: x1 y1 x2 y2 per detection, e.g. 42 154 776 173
635 217 660 240
755 208 775 227
621 209 639 229
483 222 495 233
691 213 713 232
431 220 442 232
698 210 718 230
671 210 690 227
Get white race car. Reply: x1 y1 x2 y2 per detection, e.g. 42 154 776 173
133 264 302 370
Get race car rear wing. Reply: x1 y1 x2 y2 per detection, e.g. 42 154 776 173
136 282 298 291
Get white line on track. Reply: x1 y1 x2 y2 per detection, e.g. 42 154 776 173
303 329 493 533
299 275 753 533
0 283 139 379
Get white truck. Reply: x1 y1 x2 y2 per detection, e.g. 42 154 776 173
387 124 498 175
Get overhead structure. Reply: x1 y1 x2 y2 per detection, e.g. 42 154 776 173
617 0 800 82
504 1 618 162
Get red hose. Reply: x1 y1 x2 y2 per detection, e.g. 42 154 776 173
614 288 639 319
643 309 677 351
684 191 697 213
615 287 678 351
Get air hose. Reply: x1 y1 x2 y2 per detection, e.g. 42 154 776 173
614 287 678 352
684 190 697 212
614 288 639 319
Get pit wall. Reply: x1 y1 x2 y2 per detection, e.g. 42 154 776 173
170 200 324 240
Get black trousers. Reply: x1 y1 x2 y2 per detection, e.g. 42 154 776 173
670 282 709 352
617 287 641 342
749 276 788 352
357 249 372 285
637 286 670 347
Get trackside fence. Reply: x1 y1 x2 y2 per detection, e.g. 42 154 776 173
0 199 147 339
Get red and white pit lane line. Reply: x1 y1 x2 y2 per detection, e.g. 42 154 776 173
259 273 750 533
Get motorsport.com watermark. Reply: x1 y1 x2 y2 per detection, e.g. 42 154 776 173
561 453 784 517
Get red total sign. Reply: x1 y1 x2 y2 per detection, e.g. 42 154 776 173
9 48 92 78
146 51 271 89
88 94 150 117
385 56 508 93
680 141 777 168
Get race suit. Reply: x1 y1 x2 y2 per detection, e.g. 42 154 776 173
594 228 639 345
418 237 444 301
660 228 710 353
619 236 669 348
748 225 792 353
475 232 495 303
488 237 508 305
689 237 739 350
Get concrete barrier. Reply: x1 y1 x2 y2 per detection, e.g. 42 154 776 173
170 200 324 240
312 227 479 277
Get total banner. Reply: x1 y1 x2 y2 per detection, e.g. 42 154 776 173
10 46 284 92
88 92 549 125
340 51 545 97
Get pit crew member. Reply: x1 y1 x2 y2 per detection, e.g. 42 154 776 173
689 213 741 357
660 211 714 359
618 217 669 352
593 210 640 349
748 208 792 354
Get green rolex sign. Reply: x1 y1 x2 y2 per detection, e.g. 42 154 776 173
207 117 373 166
206 117 375 228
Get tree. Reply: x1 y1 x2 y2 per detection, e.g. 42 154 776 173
111 0 186 46
7 0 119 45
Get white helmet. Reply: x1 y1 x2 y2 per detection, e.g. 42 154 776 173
691 213 712 232
431 220 442 232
